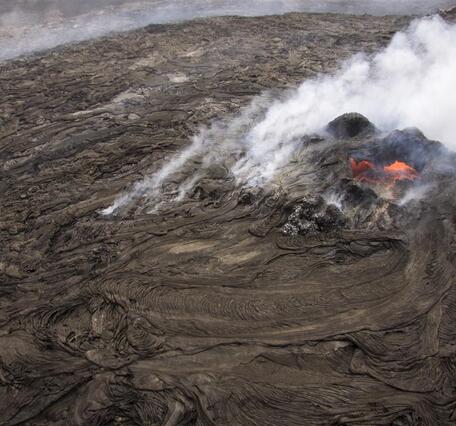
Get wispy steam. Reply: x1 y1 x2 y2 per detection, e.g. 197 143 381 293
104 17 456 214
102 15 456 215
1 0 454 61
399 183 433 205
101 94 273 214
237 15 456 162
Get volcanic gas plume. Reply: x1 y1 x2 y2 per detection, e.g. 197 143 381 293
103 15 456 216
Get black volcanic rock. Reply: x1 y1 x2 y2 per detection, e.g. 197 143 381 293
327 112 376 139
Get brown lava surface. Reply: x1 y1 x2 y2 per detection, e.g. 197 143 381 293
2 10 456 425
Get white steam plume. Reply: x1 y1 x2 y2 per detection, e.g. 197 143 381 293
103 15 456 215
234 15 456 176
1 0 455 61
101 94 273 215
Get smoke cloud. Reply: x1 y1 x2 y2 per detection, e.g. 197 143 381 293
236 15 456 172
102 15 456 215
1 0 455 61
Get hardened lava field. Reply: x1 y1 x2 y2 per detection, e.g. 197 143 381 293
2 9 456 426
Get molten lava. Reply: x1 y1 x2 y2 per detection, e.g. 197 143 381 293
350 158 418 190
350 158 375 178
383 161 418 181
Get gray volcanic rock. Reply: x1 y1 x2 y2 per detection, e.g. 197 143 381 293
2 10 456 426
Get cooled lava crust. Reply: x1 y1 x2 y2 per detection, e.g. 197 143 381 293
2 10 456 426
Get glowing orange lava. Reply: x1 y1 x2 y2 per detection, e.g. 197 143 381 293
383 160 418 181
350 158 418 190
350 158 375 178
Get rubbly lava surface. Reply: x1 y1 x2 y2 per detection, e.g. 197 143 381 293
2 10 456 426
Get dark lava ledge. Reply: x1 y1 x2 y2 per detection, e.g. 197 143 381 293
2 10 456 426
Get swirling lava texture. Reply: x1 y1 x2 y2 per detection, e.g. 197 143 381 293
2 10 456 426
